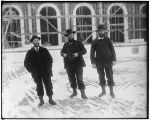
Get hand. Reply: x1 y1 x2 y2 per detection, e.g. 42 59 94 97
92 64 96 68
63 54 67 57
73 53 78 57
112 61 116 65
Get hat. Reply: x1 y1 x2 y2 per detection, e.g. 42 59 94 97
30 35 41 42
64 29 76 37
96 24 106 32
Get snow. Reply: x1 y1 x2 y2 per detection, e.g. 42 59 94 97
2 44 147 118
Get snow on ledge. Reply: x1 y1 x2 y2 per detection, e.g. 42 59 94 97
130 39 144 43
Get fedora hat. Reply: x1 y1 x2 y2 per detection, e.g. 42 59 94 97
96 24 106 32
64 29 76 37
30 35 41 42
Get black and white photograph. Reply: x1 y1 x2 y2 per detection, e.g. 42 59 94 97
1 1 148 119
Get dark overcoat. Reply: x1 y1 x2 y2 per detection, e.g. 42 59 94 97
61 40 86 68
24 46 53 77
90 37 116 67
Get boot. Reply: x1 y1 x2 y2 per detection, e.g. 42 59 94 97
70 88 77 98
48 96 56 105
109 86 115 98
99 86 106 97
38 96 44 106
80 89 88 99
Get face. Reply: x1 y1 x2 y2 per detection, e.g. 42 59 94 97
32 38 40 47
98 30 105 38
68 33 74 41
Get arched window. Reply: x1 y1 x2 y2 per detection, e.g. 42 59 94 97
73 3 96 43
76 6 92 43
40 7 58 45
109 6 124 42
2 7 21 48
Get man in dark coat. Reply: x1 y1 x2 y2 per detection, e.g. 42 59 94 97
61 29 88 99
90 24 116 98
24 35 56 106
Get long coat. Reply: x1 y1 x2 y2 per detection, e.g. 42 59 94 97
24 46 53 77
61 40 86 68
90 37 116 67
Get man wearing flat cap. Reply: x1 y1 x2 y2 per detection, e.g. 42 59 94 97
61 29 88 99
90 24 116 98
24 35 56 106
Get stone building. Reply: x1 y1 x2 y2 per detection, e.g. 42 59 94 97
2 2 148 48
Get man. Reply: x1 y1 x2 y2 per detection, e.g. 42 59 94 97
90 24 116 98
24 35 56 106
61 29 88 99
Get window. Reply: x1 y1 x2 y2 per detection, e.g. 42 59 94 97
109 6 124 42
40 6 58 45
76 6 92 43
2 7 21 48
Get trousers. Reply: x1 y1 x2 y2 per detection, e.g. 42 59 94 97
96 64 114 86
32 73 53 96
66 64 85 90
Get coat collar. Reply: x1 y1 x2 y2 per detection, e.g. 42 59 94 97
97 36 105 41
67 39 76 45
34 46 39 51
31 46 41 52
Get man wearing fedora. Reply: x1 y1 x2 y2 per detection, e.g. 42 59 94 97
90 24 116 98
24 35 56 106
61 29 88 99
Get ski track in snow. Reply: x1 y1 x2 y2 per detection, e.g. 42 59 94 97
2 45 147 118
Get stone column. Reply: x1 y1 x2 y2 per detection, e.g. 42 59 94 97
98 2 103 24
27 3 32 39
65 3 69 29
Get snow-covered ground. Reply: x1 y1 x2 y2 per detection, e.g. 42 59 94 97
2 44 147 118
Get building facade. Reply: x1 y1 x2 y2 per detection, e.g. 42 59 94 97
2 2 148 48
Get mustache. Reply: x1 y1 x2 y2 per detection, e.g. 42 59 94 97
34 44 39 47
68 38 74 41
98 33 104 37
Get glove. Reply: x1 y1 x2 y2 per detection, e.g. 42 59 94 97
92 64 96 68
73 53 78 57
